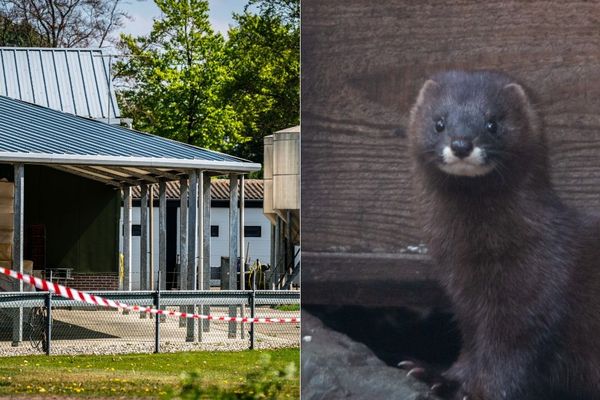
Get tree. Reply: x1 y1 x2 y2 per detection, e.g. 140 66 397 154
246 0 299 26
222 0 299 161
0 11 48 46
116 0 245 151
0 0 128 47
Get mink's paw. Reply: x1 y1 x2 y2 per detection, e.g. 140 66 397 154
397 360 461 399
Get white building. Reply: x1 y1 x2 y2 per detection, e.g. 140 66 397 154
126 179 270 289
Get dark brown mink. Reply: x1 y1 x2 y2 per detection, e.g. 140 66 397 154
407 70 600 400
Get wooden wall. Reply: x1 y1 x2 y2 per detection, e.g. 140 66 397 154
301 1 600 306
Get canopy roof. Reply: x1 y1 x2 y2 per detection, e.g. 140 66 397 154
0 95 260 186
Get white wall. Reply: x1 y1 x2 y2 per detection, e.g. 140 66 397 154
124 204 271 289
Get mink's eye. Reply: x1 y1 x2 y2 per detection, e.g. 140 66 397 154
486 120 498 134
435 119 445 133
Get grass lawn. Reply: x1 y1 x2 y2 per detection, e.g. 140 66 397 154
0 348 299 399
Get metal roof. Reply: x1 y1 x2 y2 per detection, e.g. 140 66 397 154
0 47 119 121
131 179 264 200
0 95 260 182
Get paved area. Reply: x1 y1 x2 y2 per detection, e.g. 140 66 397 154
0 306 300 356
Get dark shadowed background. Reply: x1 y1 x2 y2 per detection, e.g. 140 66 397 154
302 0 600 309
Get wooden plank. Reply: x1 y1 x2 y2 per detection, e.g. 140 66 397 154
186 171 198 342
49 165 121 187
78 166 141 186
301 252 448 310
112 167 160 183
148 168 181 181
140 184 149 291
122 186 132 291
301 1 600 257
228 174 239 338
158 181 167 291
12 163 23 345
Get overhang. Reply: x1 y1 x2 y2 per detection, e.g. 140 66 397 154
0 95 260 186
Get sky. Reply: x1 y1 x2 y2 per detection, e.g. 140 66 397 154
119 0 248 38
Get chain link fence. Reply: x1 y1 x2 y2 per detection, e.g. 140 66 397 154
0 290 300 356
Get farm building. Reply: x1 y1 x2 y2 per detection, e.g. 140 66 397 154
0 47 260 345
125 179 272 290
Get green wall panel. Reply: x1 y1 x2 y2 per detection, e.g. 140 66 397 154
24 166 119 273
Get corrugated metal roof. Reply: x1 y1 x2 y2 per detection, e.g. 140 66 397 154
131 179 264 200
0 47 119 120
0 95 260 173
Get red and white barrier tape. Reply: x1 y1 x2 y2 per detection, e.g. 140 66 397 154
0 267 300 324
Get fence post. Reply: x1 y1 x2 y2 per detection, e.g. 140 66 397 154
250 271 256 350
45 292 52 355
154 271 161 354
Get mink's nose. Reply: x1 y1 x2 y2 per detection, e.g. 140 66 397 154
450 139 474 159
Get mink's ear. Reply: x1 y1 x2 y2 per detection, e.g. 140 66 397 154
502 83 531 106
502 82 540 133
414 80 439 109
409 79 439 124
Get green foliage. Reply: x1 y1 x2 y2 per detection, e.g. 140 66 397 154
116 0 245 152
271 304 300 312
223 8 299 162
167 354 298 400
0 13 48 46
116 0 299 163
0 349 300 397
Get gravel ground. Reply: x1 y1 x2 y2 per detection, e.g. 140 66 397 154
0 332 298 356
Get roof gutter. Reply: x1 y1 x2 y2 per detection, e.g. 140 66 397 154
0 152 262 173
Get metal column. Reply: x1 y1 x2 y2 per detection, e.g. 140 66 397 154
123 186 132 291
186 171 198 342
202 173 211 333
140 184 149 291
158 181 167 291
12 163 23 346
228 174 239 338
179 177 188 328
239 175 246 339
149 185 155 290
197 171 204 340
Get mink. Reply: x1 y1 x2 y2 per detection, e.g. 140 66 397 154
406 70 600 400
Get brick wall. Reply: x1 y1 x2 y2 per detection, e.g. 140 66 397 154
71 273 119 291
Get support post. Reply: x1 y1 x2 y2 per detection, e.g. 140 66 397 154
123 186 132 291
186 171 198 342
286 210 293 287
240 175 245 290
140 184 149 292
250 272 256 350
272 218 281 289
197 171 204 341
12 163 23 346
179 177 188 328
45 292 52 355
202 173 211 333
228 174 239 338
154 270 161 353
149 185 155 291
158 181 167 291
240 175 246 339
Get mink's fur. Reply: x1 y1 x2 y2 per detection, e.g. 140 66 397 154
408 70 600 400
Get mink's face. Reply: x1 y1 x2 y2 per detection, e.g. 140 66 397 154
409 71 535 178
